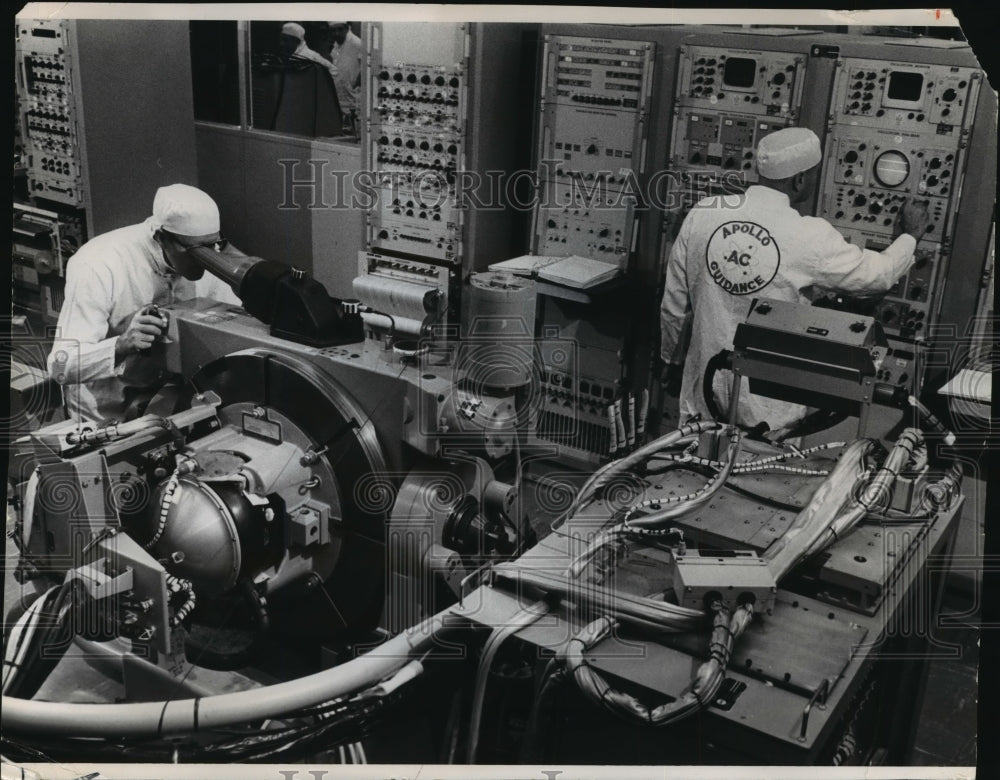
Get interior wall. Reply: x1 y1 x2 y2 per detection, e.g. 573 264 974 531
194 124 363 299
309 141 364 300
75 20 199 237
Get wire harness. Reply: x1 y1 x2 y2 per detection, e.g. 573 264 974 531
564 600 753 726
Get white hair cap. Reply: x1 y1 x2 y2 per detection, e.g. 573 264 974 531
282 22 306 40
152 184 220 237
756 127 822 180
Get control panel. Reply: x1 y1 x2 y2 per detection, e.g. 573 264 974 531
538 181 636 262
676 46 803 115
367 61 467 263
670 46 806 184
15 19 86 206
530 303 631 465
12 202 82 324
357 249 451 298
354 250 452 338
533 35 655 265
817 57 981 390
830 58 979 131
528 35 654 465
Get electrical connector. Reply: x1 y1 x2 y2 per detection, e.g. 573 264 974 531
672 550 777 614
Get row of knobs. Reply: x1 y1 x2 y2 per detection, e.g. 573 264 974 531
376 156 456 172
27 108 68 121
570 94 623 106
553 169 632 183
376 228 452 250
377 136 457 154
391 207 441 220
39 156 72 174
379 70 460 88
377 87 458 105
546 220 619 240
876 367 910 384
378 110 457 127
30 138 72 152
27 121 69 136
31 72 66 84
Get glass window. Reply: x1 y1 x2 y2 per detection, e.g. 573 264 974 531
248 21 348 138
190 21 240 125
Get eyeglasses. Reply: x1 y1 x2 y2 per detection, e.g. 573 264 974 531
163 230 228 252
183 236 229 252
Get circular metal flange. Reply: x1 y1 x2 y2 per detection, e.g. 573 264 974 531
189 348 389 636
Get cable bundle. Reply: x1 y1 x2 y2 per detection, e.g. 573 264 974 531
623 426 742 529
492 564 704 634
565 426 742 577
561 420 724 527
2 580 85 699
2 610 450 738
564 599 753 726
2 688 387 764
648 440 843 478
166 574 197 627
65 414 168 448
145 470 179 550
763 428 929 579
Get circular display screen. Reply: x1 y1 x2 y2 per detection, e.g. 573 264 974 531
874 150 910 187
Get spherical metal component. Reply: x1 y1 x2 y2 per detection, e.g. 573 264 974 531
150 476 242 597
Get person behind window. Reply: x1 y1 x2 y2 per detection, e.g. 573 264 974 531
279 22 335 70
327 21 362 134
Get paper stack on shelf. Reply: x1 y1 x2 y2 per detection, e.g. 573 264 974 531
487 254 565 277
536 255 622 289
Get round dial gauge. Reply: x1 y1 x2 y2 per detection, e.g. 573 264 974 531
874 150 910 187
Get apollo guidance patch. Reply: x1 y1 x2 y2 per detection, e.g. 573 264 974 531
705 221 781 295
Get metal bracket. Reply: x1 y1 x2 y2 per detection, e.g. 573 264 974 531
799 677 831 741
68 557 134 601
811 44 841 59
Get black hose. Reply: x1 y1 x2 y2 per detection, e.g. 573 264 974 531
701 350 843 440
702 349 732 423
4 579 84 699
781 408 849 441
723 480 806 512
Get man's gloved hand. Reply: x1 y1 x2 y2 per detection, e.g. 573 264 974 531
661 362 684 397
897 199 932 240
115 308 167 361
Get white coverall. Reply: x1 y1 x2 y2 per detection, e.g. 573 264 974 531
47 217 241 424
660 185 917 432
293 40 335 71
328 31 362 112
